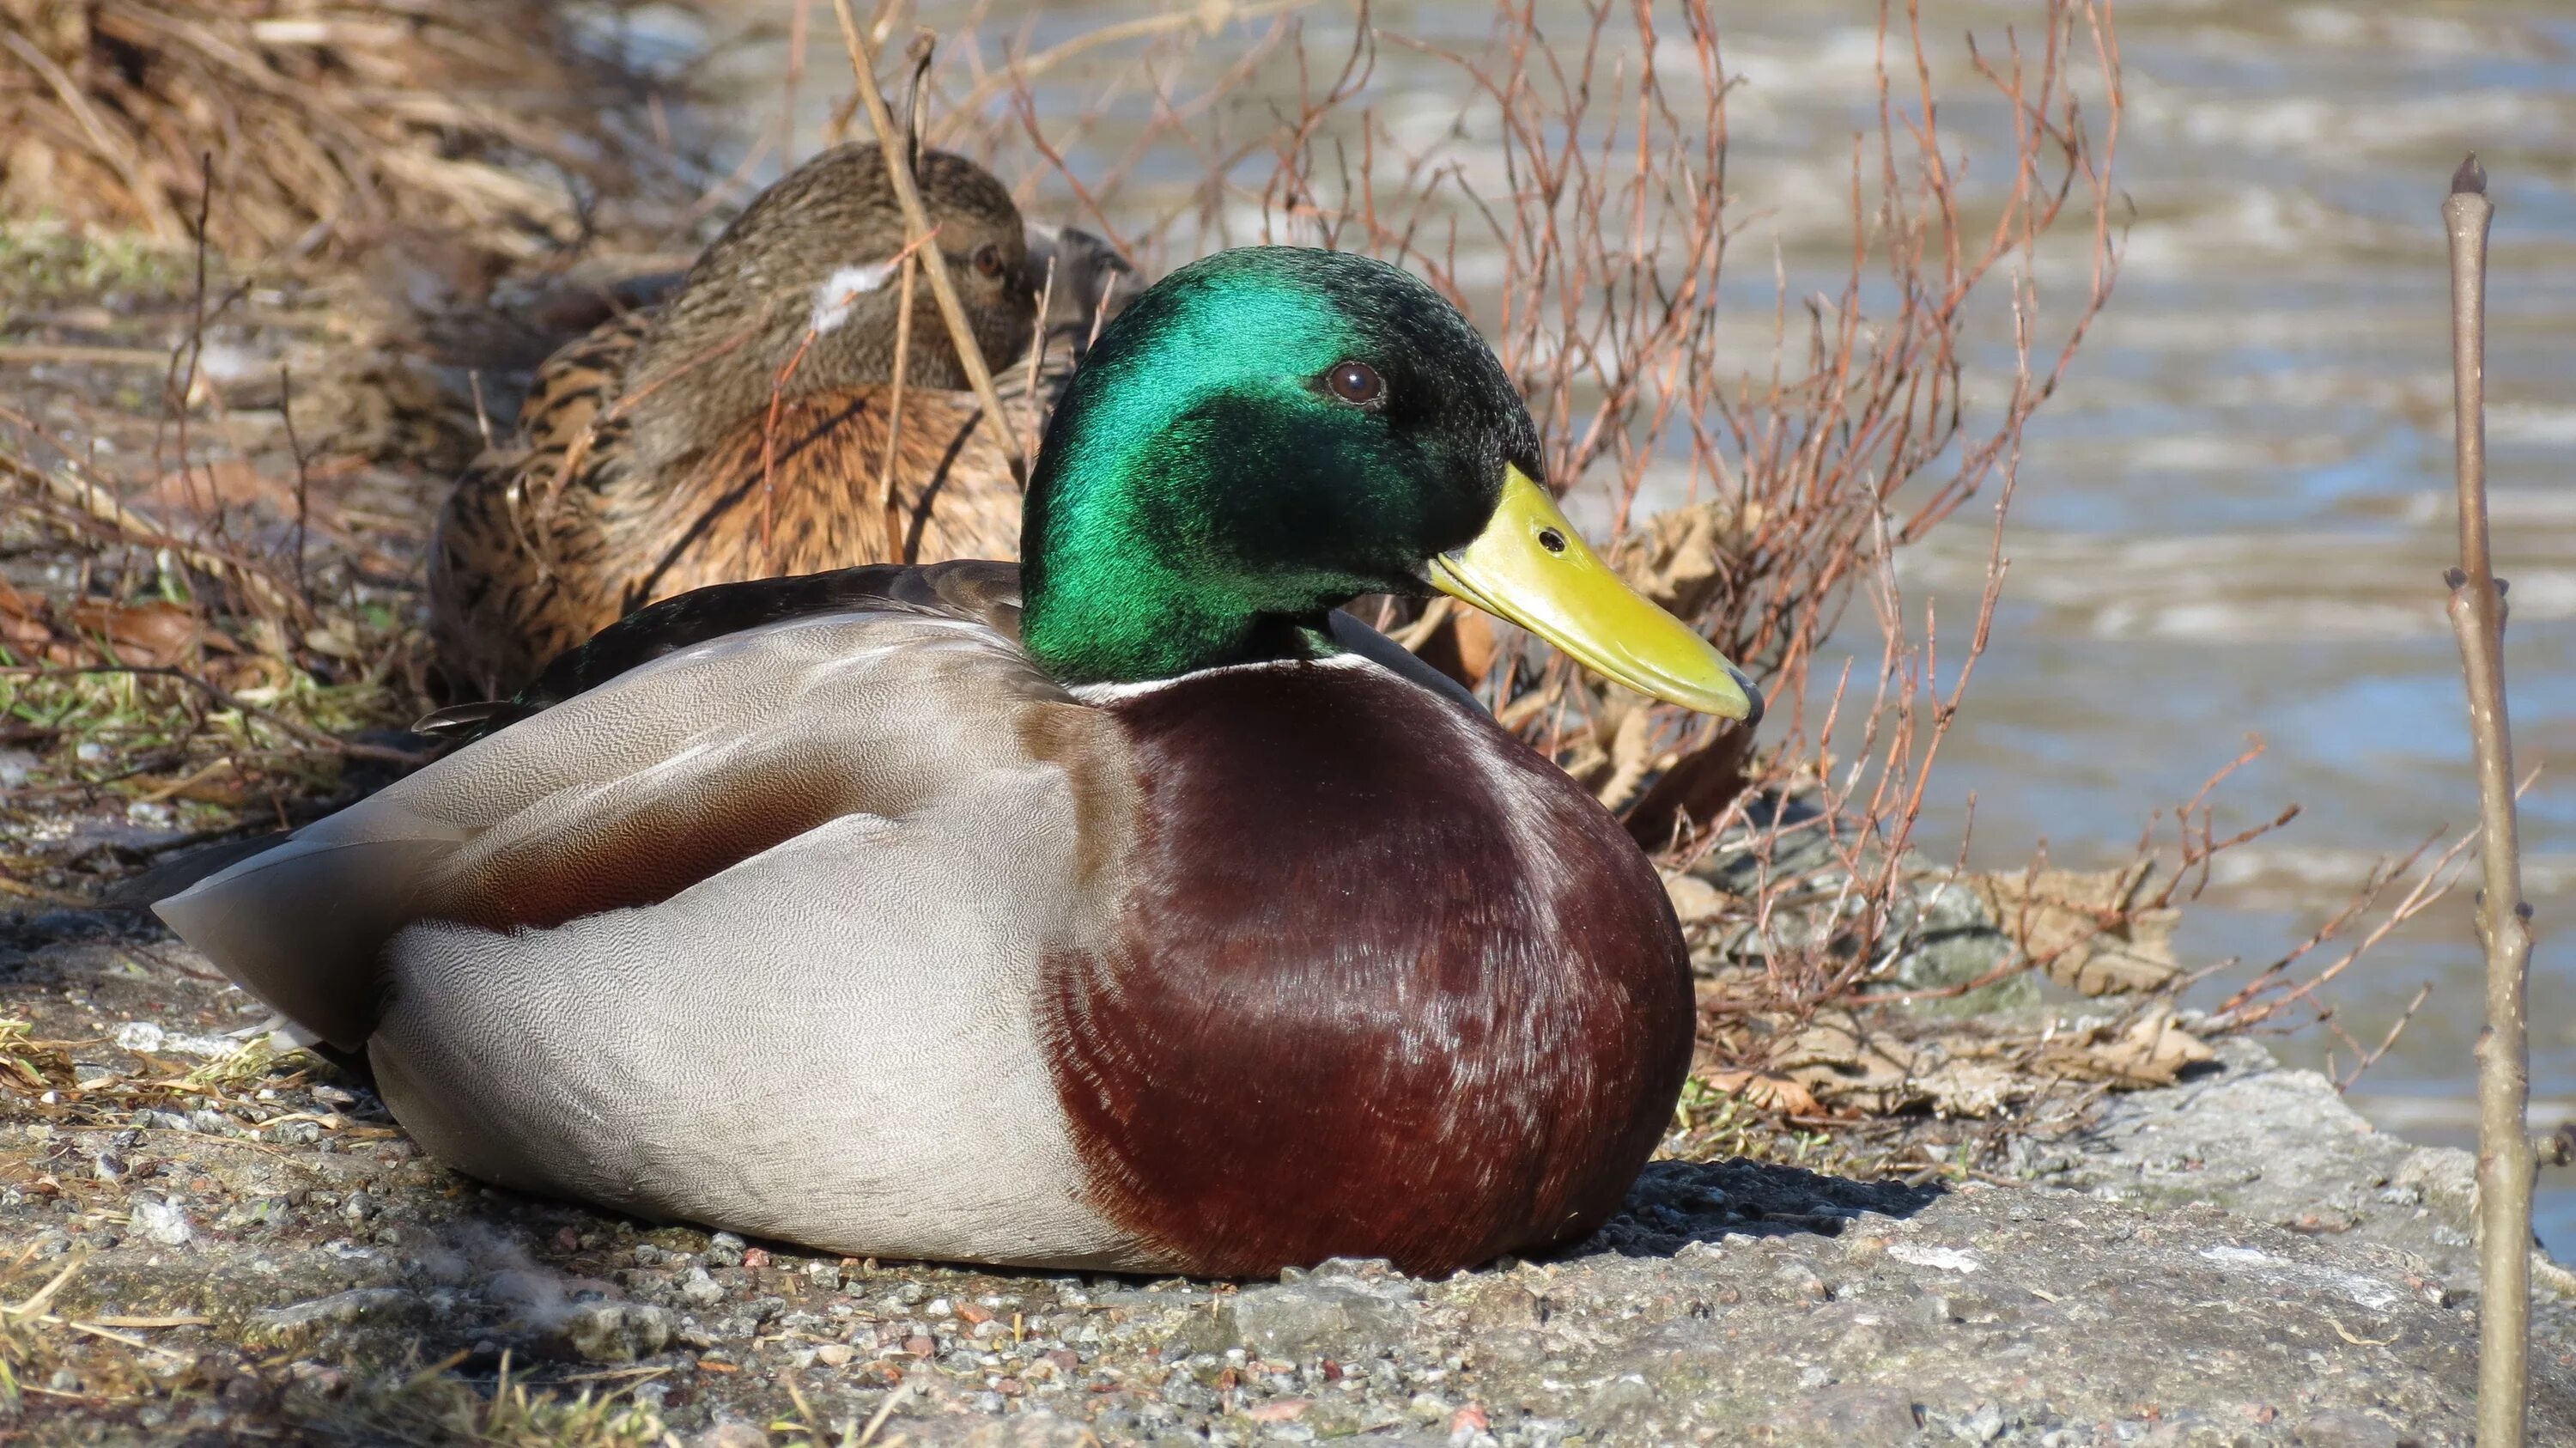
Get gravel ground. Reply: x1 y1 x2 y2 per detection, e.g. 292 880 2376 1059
5 905 2574 1447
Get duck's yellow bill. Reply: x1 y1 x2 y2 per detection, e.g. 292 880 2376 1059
1428 466 1762 722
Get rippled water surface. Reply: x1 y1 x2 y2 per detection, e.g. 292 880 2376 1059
688 0 2576 1240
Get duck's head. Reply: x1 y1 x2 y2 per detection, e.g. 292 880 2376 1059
1020 247 1759 721
626 143 1038 470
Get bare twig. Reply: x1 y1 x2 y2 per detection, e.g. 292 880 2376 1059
2442 153 2534 1448
757 227 941 553
829 0 1021 472
0 452 306 623
878 248 920 557
927 0 1320 150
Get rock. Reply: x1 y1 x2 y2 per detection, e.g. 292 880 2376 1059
1695 801 2033 1014
2286 1408 2411 1447
1868 876 2034 1015
2040 1036 2488 1281
1662 873 1727 922
1506 1158 2570 1443
111 1019 240 1057
1210 1259 1422 1359
960 1413 1100 1446
677 1266 725 1309
1955 1401 2008 1442
130 1194 192 1246
1764 1385 1922 1442
704 1232 746 1268
690 1421 768 1448
250 1287 428 1351
556 1301 676 1364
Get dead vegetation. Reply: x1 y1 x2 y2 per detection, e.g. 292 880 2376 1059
0 0 694 265
0 0 2466 1245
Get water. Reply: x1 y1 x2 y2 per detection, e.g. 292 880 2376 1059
683 0 2576 1242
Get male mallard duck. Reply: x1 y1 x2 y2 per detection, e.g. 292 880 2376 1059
150 248 1760 1278
428 141 1133 698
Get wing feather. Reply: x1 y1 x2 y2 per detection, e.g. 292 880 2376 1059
153 591 1072 1052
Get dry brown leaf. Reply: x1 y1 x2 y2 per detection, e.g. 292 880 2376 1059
1594 705 1661 812
1407 605 1496 692
1969 862 2183 996
68 599 220 667
1621 724 1754 849
1771 1010 1918 1115
1609 499 1747 618
136 459 290 516
1911 1059 2022 1118
0 574 46 616
0 571 253 672
2029 1006 2215 1087
1696 1068 1824 1118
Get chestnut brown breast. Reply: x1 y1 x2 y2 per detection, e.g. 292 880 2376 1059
1040 660 1694 1277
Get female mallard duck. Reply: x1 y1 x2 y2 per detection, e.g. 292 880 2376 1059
428 141 1133 698
150 248 1759 1278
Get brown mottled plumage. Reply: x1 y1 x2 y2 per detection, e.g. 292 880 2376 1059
428 142 1131 697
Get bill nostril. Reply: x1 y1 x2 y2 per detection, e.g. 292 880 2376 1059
1537 527 1567 555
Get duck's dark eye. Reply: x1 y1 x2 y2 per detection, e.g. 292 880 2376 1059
972 243 1005 278
1537 527 1567 555
1323 360 1383 406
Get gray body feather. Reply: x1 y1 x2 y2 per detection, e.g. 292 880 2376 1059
155 599 1157 1269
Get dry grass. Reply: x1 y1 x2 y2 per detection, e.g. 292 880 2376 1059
0 0 696 265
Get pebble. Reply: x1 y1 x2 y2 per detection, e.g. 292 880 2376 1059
558 1302 676 1365
131 1195 193 1246
677 1267 724 1309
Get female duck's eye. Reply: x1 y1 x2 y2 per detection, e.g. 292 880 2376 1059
972 243 1005 278
1324 360 1383 406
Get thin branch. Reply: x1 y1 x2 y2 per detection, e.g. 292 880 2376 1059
829 0 1021 472
2443 152 2534 1448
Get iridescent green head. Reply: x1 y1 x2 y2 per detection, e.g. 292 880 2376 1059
1019 246 1758 721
